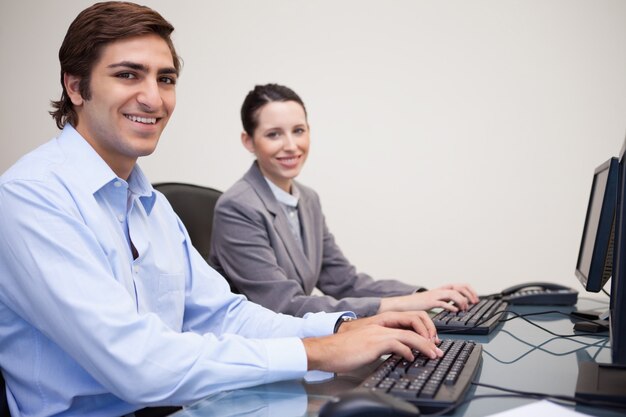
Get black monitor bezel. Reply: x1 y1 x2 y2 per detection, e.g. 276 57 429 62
575 157 619 293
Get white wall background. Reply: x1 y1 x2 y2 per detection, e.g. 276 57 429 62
1 0 625 295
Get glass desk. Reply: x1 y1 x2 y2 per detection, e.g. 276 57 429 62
171 298 625 417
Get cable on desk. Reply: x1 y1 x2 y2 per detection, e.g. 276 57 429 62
436 308 608 338
499 310 609 338
483 331 609 365
592 335 609 360
422 378 626 416
501 327 610 351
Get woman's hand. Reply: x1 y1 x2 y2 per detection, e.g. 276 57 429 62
378 283 479 313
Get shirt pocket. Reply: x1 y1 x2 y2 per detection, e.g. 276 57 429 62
135 270 185 331
156 271 186 330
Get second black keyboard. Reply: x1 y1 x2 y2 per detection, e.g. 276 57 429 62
432 298 509 335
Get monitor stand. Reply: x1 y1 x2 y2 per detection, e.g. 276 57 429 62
572 309 609 333
575 361 626 405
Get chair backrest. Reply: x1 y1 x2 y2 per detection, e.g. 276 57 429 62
152 182 222 262
1 370 10 417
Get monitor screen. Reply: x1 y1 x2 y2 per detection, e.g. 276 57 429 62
575 157 618 293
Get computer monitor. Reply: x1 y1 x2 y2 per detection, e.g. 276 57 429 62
572 157 618 331
575 157 618 293
575 145 626 405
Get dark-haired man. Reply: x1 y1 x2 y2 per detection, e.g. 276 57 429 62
0 2 441 416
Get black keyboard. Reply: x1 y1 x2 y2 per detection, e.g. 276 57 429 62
357 339 482 413
433 298 508 335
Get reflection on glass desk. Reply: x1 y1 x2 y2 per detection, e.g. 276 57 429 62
171 298 625 417
173 381 323 417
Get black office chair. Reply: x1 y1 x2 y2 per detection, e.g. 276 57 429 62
152 182 222 263
1 370 11 417
153 182 239 293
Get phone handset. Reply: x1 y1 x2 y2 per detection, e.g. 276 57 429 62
500 281 572 296
499 281 578 305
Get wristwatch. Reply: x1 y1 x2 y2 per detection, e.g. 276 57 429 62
333 315 356 333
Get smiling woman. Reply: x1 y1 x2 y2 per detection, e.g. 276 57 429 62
209 83 479 319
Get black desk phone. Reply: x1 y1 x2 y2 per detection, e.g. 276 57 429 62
498 281 578 305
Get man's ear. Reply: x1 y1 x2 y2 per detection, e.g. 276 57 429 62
241 131 255 154
63 73 84 106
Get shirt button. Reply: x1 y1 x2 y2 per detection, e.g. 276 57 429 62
114 181 122 188
117 214 124 222
133 266 139 274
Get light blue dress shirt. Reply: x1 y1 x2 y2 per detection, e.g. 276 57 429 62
0 125 346 417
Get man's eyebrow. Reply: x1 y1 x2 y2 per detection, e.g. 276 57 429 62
107 61 147 71
107 61 178 76
158 67 178 76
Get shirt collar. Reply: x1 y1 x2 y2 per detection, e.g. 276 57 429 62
128 165 157 214
264 177 300 208
57 124 157 214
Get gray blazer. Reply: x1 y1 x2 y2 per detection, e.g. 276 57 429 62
209 162 420 317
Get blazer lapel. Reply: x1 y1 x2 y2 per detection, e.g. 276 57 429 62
244 163 315 288
296 188 320 274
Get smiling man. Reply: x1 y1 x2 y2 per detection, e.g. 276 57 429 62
0 2 441 416
65 34 177 180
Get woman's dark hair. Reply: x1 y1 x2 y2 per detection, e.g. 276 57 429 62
50 1 181 130
240 84 307 136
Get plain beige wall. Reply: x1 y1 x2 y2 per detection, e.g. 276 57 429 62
1 0 625 295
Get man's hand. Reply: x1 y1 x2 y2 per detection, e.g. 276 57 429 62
337 310 438 343
303 324 442 373
302 310 443 373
